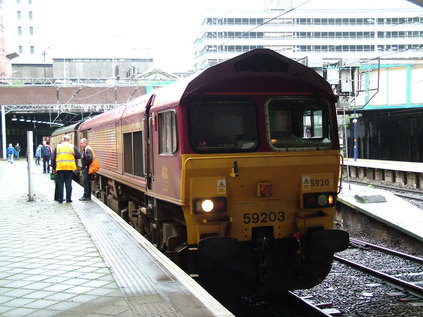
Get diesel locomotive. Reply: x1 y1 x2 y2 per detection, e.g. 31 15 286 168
52 49 348 294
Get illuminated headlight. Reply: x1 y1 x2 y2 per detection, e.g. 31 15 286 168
193 197 227 214
201 199 214 212
303 193 336 209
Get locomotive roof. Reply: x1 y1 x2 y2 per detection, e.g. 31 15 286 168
51 122 80 136
152 48 334 106
79 49 334 131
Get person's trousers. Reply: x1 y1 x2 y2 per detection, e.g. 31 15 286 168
42 157 50 173
82 168 92 198
57 170 74 202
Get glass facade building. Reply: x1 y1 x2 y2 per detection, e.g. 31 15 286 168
194 1 423 70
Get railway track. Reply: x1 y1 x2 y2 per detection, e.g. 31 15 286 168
335 238 423 299
222 291 337 317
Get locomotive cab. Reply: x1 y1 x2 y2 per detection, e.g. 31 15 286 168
172 50 349 294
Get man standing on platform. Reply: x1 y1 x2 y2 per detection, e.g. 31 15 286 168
41 141 52 173
14 143 21 160
7 144 15 163
51 135 81 203
79 138 94 201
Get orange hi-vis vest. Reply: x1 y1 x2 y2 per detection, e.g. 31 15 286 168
56 142 77 171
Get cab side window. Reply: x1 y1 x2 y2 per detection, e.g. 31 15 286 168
159 111 177 154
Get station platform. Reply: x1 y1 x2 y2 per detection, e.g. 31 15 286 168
343 158 423 173
338 181 423 243
343 158 423 189
0 159 233 317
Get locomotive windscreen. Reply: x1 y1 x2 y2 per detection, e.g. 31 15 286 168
266 97 333 151
188 98 258 153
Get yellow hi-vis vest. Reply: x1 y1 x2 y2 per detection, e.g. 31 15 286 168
56 143 77 171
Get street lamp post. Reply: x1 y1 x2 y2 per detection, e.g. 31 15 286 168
353 109 358 161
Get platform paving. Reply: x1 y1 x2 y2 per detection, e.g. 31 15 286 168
0 159 134 316
0 159 233 317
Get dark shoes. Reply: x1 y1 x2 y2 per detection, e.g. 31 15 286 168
79 197 90 201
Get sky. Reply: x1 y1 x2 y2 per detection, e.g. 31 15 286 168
39 0 254 71
30 0 423 72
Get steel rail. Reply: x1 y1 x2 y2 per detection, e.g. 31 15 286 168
287 292 333 317
346 179 423 196
334 255 423 298
349 238 423 264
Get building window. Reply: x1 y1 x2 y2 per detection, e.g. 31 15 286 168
30 46 34 54
28 0 32 4
17 11 21 19
29 11 33 19
19 46 23 54
18 26 22 36
16 0 20 3
29 27 34 35
159 111 177 154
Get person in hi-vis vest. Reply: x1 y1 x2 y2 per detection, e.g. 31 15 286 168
51 135 81 203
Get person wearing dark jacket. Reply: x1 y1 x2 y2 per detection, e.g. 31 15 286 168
51 135 81 203
79 138 93 201
41 141 52 173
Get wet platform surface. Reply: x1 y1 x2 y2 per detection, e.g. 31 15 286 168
0 159 233 317
338 182 423 242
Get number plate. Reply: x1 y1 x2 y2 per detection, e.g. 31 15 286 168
243 211 285 224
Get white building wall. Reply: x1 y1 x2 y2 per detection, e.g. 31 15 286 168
355 62 423 108
3 0 48 64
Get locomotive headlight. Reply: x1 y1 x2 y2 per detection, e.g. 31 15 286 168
201 199 214 212
193 197 227 214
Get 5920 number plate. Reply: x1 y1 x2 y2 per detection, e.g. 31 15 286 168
243 211 285 224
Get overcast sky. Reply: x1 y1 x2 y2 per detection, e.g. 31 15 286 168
40 0 252 71
35 0 421 72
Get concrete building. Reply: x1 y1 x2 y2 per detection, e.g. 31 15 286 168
0 0 13 79
194 0 423 70
53 54 154 79
3 0 47 64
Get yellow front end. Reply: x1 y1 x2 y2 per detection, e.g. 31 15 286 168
181 151 341 245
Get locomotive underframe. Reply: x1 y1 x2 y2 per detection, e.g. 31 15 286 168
90 172 188 258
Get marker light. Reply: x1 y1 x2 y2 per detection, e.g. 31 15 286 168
201 199 214 212
303 192 336 209
317 194 328 206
